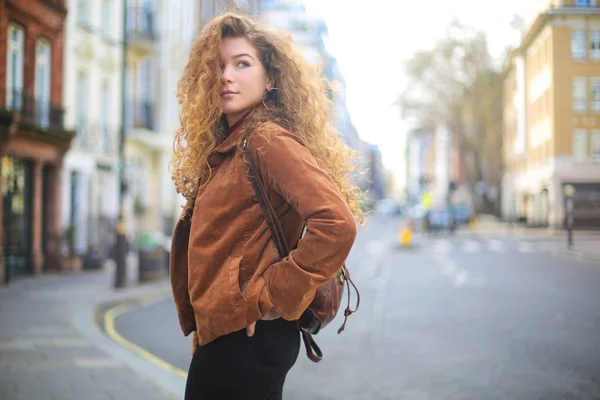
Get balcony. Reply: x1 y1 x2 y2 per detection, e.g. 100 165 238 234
126 6 157 57
1 88 72 141
125 100 155 131
75 120 119 156
546 0 600 11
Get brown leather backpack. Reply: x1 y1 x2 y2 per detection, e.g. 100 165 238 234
243 138 360 363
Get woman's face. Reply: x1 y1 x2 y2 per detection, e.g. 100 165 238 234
220 37 271 126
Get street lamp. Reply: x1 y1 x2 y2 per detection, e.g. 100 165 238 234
564 184 576 249
114 0 128 288
3 175 18 285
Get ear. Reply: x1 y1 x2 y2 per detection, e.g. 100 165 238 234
266 76 275 91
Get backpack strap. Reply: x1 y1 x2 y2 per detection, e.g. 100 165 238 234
337 266 361 334
300 330 323 363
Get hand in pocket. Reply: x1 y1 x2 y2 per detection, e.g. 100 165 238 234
246 308 281 337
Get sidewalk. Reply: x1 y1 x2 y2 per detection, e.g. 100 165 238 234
0 263 185 400
463 215 600 262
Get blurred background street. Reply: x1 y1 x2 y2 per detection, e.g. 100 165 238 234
111 213 600 400
1 0 600 399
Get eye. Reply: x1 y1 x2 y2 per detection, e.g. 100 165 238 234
237 60 250 68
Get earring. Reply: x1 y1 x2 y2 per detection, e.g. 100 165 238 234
262 87 279 109
262 89 270 109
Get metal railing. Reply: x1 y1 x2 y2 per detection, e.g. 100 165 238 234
548 0 600 9
3 88 65 131
125 100 155 131
126 6 157 41
75 120 119 154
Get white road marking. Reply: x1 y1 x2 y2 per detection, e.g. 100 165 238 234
486 239 505 253
463 240 482 253
518 242 535 253
442 260 458 275
433 239 452 254
453 269 469 286
433 253 449 265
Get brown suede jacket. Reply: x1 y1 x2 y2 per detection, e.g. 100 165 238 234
170 115 357 346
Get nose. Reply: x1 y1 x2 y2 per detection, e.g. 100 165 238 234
221 64 233 84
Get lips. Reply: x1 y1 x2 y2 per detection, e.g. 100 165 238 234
222 90 238 96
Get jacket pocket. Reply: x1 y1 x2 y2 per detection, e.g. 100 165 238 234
228 256 248 308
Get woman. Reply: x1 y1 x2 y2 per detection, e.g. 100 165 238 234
169 12 365 399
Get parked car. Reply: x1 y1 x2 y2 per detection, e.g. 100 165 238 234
427 207 458 233
453 203 473 224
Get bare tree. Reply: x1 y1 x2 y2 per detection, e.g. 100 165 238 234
397 20 503 211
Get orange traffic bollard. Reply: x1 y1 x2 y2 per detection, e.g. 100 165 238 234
400 226 412 247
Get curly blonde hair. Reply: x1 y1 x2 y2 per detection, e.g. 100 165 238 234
171 12 366 225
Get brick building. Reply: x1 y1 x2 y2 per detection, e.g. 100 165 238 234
0 0 74 283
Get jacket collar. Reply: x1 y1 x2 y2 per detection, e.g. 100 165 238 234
212 105 263 155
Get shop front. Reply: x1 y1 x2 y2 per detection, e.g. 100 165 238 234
0 110 74 284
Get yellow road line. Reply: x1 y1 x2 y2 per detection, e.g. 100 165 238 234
103 292 188 379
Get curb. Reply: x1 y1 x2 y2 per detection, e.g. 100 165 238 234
551 247 600 265
71 280 186 399
100 291 188 379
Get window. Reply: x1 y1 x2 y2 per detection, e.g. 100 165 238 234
592 79 600 113
572 130 588 161
101 0 112 40
573 78 587 112
541 41 547 66
125 68 133 129
35 39 52 129
6 23 25 111
138 61 152 129
592 130 600 161
590 32 600 60
76 72 88 147
100 81 110 152
576 0 594 6
572 31 586 60
78 0 89 27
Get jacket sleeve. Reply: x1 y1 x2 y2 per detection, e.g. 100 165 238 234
169 216 196 336
249 123 358 321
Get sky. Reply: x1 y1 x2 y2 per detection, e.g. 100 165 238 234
299 0 540 191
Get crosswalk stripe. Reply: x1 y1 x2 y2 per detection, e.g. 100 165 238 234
518 242 535 253
463 240 482 253
486 239 505 252
425 237 542 255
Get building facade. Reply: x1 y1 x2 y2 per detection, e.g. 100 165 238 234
155 0 198 232
502 0 600 227
0 0 74 282
61 0 122 262
63 0 201 264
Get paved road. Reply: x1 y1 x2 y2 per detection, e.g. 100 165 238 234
114 216 600 400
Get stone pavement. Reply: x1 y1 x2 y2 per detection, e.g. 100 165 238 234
0 262 186 400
